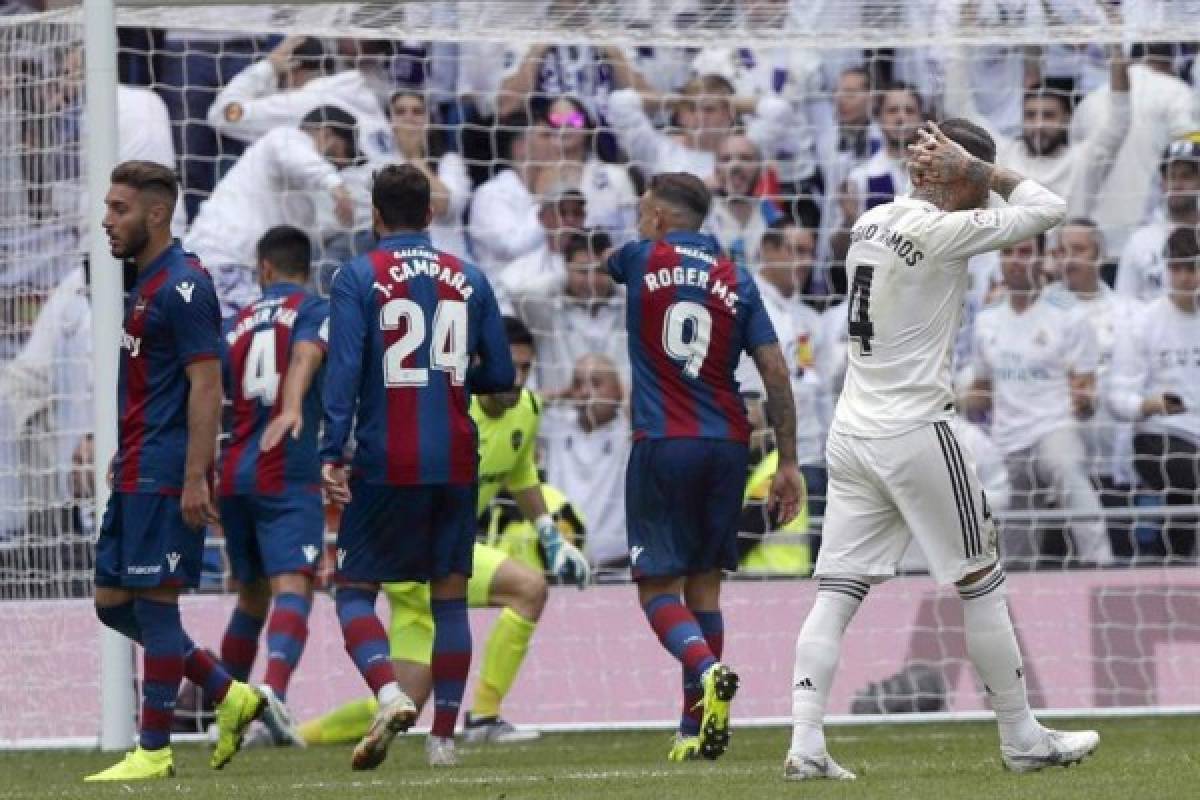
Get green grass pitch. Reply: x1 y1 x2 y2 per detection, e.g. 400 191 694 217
2 717 1197 799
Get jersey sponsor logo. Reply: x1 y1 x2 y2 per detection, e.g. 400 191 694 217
223 102 244 122
176 281 196 304
166 551 181 573
629 545 644 564
302 544 319 564
126 564 162 575
970 209 999 228
120 331 142 358
511 430 524 451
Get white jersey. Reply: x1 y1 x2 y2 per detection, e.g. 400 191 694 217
1116 220 1169 303
185 126 344 271
1109 295 1200 443
833 179 1067 439
973 291 1099 455
207 60 392 162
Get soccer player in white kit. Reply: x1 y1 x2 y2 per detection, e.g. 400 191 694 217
783 120 1100 781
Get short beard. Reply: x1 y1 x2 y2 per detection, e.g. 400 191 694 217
115 223 150 261
1022 130 1068 157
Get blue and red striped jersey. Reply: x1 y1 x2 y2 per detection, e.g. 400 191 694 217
114 241 221 493
320 232 514 486
219 281 328 496
607 231 777 443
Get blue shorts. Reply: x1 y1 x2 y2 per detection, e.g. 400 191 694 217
220 489 323 584
626 439 749 579
95 492 204 589
336 480 476 584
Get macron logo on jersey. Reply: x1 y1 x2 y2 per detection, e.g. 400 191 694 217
176 281 195 304
302 545 319 564
120 331 142 358
337 548 347 569
630 546 644 565
166 552 181 573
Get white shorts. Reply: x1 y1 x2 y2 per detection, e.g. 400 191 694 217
817 421 999 585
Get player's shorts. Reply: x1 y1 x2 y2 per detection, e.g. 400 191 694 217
219 488 323 584
95 491 203 589
335 480 476 584
384 543 508 665
817 422 999 586
626 438 749 579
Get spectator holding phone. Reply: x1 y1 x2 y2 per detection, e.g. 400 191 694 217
1110 226 1200 561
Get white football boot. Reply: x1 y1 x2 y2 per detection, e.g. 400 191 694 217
783 751 857 781
1002 727 1099 773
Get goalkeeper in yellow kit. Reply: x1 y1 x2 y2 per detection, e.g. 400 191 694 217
297 317 590 754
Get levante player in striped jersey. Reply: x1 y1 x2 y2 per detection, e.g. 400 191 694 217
319 164 514 770
88 162 263 782
212 225 329 746
606 172 803 762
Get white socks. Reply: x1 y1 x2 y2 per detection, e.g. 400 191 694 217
958 565 1041 750
378 682 403 707
790 578 869 756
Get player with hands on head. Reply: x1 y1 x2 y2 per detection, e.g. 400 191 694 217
607 172 802 763
784 120 1099 782
319 164 514 771
87 162 263 783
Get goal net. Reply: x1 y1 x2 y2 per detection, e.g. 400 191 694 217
2 0 1200 747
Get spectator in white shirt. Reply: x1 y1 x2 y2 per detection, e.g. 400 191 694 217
704 133 785 270
184 107 357 316
1071 42 1200 252
827 83 925 288
539 353 631 571
1049 218 1144 555
1117 134 1200 302
744 220 831 520
384 89 471 258
1109 226 1200 561
467 110 577 275
969 235 1113 567
509 230 627 397
538 96 640 244
207 35 394 162
943 37 1131 219
493 187 588 307
607 73 791 184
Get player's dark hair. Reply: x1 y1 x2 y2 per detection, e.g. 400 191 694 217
372 164 430 231
563 229 612 264
110 160 178 210
937 117 997 164
256 225 312 280
301 105 360 162
649 172 711 231
1166 225 1200 264
872 81 925 119
503 315 535 349
1022 81 1074 116
291 36 328 72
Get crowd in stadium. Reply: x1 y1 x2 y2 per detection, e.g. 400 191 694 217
2 0 1199 590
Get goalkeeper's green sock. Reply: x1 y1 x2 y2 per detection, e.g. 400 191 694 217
298 697 378 745
473 608 536 718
